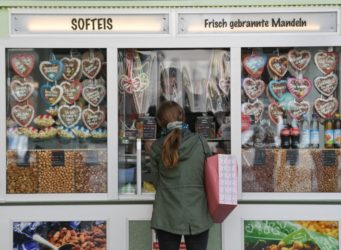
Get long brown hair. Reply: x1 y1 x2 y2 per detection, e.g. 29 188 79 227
156 101 185 168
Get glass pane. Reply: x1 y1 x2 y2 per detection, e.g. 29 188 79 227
6 48 107 194
241 47 341 192
118 49 231 195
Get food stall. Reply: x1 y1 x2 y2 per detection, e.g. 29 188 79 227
0 1 341 249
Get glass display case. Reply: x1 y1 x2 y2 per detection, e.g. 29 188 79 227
117 48 231 197
6 48 107 194
241 47 341 193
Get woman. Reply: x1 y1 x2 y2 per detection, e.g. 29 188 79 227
149 101 212 250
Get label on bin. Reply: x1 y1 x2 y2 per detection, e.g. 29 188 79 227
16 151 30 167
286 149 299 166
253 149 266 166
322 150 336 166
51 151 65 166
85 151 100 166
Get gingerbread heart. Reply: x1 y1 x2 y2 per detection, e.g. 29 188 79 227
11 104 35 127
268 102 285 124
82 85 106 107
242 77 265 100
40 84 63 106
10 53 35 78
61 57 81 80
288 100 310 120
218 78 230 96
314 97 339 119
82 57 101 79
269 79 288 102
241 100 264 122
314 51 338 75
314 73 338 97
60 80 82 104
10 79 34 102
287 77 312 101
39 60 64 82
82 108 105 130
58 105 82 128
242 54 267 78
268 55 288 78
288 49 311 71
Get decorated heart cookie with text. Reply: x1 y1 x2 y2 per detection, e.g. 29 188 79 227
314 51 339 75
40 84 63 106
58 105 82 128
82 108 105 130
39 60 64 82
242 54 267 78
82 85 106 107
314 73 338 97
10 53 35 78
242 77 265 100
61 57 81 80
10 79 35 102
268 102 285 124
82 57 101 79
268 55 288 78
60 80 82 104
287 77 312 101
288 100 310 120
314 97 339 119
241 100 264 122
119 73 150 94
11 104 35 127
269 79 288 102
288 49 311 71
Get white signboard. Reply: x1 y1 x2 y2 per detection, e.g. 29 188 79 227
11 13 169 35
178 11 338 34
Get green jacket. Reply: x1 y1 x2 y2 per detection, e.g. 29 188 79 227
150 129 213 235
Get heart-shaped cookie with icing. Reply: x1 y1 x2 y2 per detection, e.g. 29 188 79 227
314 51 339 75
82 108 105 130
269 79 288 102
268 102 285 124
241 100 264 122
10 79 35 102
242 77 265 100
39 60 64 82
40 84 63 106
314 73 338 97
288 49 311 71
288 100 310 120
10 53 35 78
60 80 82 104
61 57 81 80
314 97 339 119
242 54 267 78
82 57 101 79
268 55 288 78
287 77 312 101
82 85 106 107
58 105 82 128
11 104 35 127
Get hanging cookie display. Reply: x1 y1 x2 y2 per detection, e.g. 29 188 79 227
40 84 63 106
58 104 82 128
11 103 35 127
241 99 264 123
61 55 82 81
10 52 36 79
82 81 106 107
288 49 311 73
313 48 339 119
288 100 310 120
39 59 64 82
268 102 285 124
60 80 82 104
82 49 102 79
82 106 106 130
10 78 35 102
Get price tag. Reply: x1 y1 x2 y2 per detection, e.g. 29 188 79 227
16 151 30 167
142 117 156 139
253 149 266 166
286 149 298 166
85 150 100 166
322 150 336 166
52 151 65 166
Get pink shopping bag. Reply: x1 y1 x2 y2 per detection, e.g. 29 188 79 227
205 154 238 223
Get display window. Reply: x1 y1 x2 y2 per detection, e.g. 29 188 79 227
6 48 107 194
13 220 107 250
241 47 341 193
244 220 339 250
117 48 231 196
